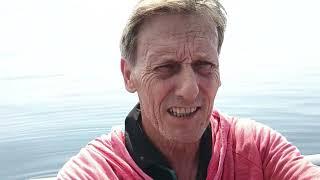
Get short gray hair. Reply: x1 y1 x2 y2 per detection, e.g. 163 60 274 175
120 0 227 65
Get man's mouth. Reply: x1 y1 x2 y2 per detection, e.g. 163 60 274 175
167 107 200 118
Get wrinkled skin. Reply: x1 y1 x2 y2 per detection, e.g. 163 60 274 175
121 14 221 146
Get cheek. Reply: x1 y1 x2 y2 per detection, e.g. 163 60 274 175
198 74 220 107
212 70 221 85
138 73 171 118
200 72 220 91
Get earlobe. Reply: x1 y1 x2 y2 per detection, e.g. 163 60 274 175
120 58 136 93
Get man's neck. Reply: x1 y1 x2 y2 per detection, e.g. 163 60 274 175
159 140 200 180
143 123 201 180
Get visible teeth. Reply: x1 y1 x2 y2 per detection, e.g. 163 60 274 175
168 107 198 117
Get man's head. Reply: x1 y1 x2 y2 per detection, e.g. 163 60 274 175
120 0 227 66
120 0 226 144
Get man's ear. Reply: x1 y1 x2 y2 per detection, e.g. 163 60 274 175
120 58 136 93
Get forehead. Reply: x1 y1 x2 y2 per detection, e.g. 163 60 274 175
136 14 218 55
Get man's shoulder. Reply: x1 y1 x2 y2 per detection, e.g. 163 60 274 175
211 109 279 165
89 125 125 151
212 109 275 139
57 125 152 179
56 126 135 179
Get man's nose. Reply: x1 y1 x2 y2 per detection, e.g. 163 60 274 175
175 66 199 103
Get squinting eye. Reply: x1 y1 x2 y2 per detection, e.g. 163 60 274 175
154 63 180 77
193 61 218 75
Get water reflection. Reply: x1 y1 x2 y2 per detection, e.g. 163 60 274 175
0 70 319 179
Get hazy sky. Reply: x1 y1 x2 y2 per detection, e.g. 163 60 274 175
0 0 319 103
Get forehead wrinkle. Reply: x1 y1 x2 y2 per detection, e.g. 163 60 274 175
172 31 211 62
186 35 217 62
193 33 218 58
144 35 216 65
138 26 218 66
145 47 177 65
167 29 214 42
141 23 216 48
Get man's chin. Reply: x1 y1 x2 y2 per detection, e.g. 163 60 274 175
162 130 204 144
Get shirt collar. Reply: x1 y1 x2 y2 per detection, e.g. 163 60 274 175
125 103 212 179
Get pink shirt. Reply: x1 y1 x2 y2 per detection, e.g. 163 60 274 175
57 110 320 180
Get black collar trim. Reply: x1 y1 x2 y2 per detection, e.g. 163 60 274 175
125 103 212 180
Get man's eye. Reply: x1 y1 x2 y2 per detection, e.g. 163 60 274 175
154 64 179 77
193 61 218 75
155 64 177 72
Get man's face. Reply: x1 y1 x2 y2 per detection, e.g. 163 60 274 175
122 14 221 143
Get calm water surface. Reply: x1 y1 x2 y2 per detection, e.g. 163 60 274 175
1 68 319 180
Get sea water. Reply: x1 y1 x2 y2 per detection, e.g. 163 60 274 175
0 67 319 180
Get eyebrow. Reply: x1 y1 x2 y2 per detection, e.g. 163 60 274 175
146 50 176 63
147 50 218 65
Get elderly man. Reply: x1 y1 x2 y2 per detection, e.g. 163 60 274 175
57 0 320 179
